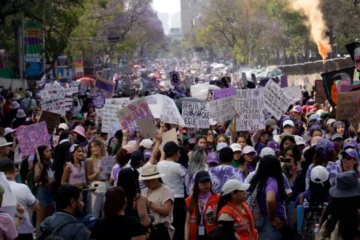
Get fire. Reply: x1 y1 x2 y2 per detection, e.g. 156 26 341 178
318 41 332 64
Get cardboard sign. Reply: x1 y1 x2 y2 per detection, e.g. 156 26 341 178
191 82 210 100
16 121 51 156
118 98 153 132
315 80 327 103
283 86 302 103
102 98 130 133
336 91 360 120
212 87 236 100
208 96 235 123
160 95 185 125
264 80 292 120
39 110 61 133
182 101 210 128
236 88 265 131
160 128 178 151
136 118 157 138
101 156 116 174
0 173 17 218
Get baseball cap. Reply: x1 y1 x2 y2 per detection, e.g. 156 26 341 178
230 143 242 153
242 146 256 155
265 119 278 129
195 170 211 183
294 135 305 146
292 105 303 113
267 141 280 152
320 112 330 120
140 139 154 149
326 118 336 126
309 114 321 122
343 138 357 150
331 133 343 141
342 148 359 161
216 142 228 151
209 119 218 126
58 123 69 131
283 120 295 128
310 166 329 184
207 152 220 165
259 147 275 158
221 179 250 196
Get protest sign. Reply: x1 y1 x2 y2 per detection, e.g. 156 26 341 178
118 98 153 132
102 98 130 133
0 173 17 218
93 92 106 109
101 156 116 174
235 88 265 131
39 110 61 133
160 95 185 125
64 87 79 96
336 91 360 120
212 87 236 100
182 101 210 128
16 121 51 156
315 80 327 103
264 80 292 120
160 128 178 151
283 86 302 103
208 96 235 123
280 75 288 88
136 118 157 138
191 82 210 100
349 112 360 130
40 85 67 115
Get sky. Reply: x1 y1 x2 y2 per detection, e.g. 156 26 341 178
152 0 180 13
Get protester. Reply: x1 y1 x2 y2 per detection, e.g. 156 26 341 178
61 144 86 188
0 183 19 240
185 148 208 195
39 184 89 240
0 137 12 161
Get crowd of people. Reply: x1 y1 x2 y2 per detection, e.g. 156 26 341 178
0 80 359 240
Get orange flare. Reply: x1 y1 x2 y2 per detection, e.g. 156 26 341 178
318 41 331 64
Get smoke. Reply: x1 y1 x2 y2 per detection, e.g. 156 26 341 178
289 0 332 63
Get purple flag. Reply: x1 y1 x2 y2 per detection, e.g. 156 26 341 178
212 87 236 100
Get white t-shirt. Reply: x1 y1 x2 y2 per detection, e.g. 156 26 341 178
7 180 37 233
156 160 187 198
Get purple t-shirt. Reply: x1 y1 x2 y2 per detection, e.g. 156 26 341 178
258 177 286 218
0 213 18 240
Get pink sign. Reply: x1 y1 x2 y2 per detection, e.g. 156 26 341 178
118 98 153 132
16 121 51 156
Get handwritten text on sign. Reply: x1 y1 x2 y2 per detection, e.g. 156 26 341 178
208 96 235 123
264 80 292 120
182 101 210 128
236 88 265 131
160 95 185 125
102 98 130 133
16 121 51 156
118 98 153 132
336 91 360 120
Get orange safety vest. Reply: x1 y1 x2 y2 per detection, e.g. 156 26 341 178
185 193 220 240
218 202 258 240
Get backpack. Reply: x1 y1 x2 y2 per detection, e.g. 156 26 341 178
299 195 327 240
246 184 264 229
37 220 78 240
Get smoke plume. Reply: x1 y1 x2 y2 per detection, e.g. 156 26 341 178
289 0 332 62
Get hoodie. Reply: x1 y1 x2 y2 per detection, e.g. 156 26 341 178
40 212 89 240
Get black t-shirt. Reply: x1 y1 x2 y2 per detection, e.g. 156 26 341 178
91 215 146 240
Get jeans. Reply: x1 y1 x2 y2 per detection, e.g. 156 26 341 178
258 217 282 240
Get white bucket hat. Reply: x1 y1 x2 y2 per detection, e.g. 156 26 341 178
139 164 165 181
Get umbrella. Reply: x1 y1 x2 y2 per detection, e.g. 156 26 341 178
76 77 96 86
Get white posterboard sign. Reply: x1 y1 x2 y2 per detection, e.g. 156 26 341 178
283 86 302 103
101 98 130 133
191 82 210 100
160 95 185 126
236 88 265 131
182 101 210 128
208 96 235 123
264 80 292 120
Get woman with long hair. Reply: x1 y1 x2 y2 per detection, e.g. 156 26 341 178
318 171 360 240
279 135 296 153
85 139 108 218
91 187 147 240
185 170 219 240
107 137 119 156
188 136 207 157
248 155 287 240
33 145 54 230
217 179 258 240
110 148 131 186
185 149 209 195
140 164 174 240
305 139 340 189
205 129 216 153
61 144 86 189
117 167 151 227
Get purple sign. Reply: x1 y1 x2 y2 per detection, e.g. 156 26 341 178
339 83 360 92
118 98 153 132
212 87 236 100
280 75 288 88
92 91 105 109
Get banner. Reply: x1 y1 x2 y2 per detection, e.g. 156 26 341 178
236 88 265 131
118 98 153 132
336 91 360 120
96 75 114 98
208 96 235 123
182 101 210 128
102 98 130 133
16 121 51 156
264 80 292 120
74 50 84 78
212 87 236 100
25 22 42 76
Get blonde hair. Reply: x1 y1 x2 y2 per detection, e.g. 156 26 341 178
90 139 106 158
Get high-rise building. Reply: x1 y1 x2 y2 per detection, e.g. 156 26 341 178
180 0 203 36
170 12 181 29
